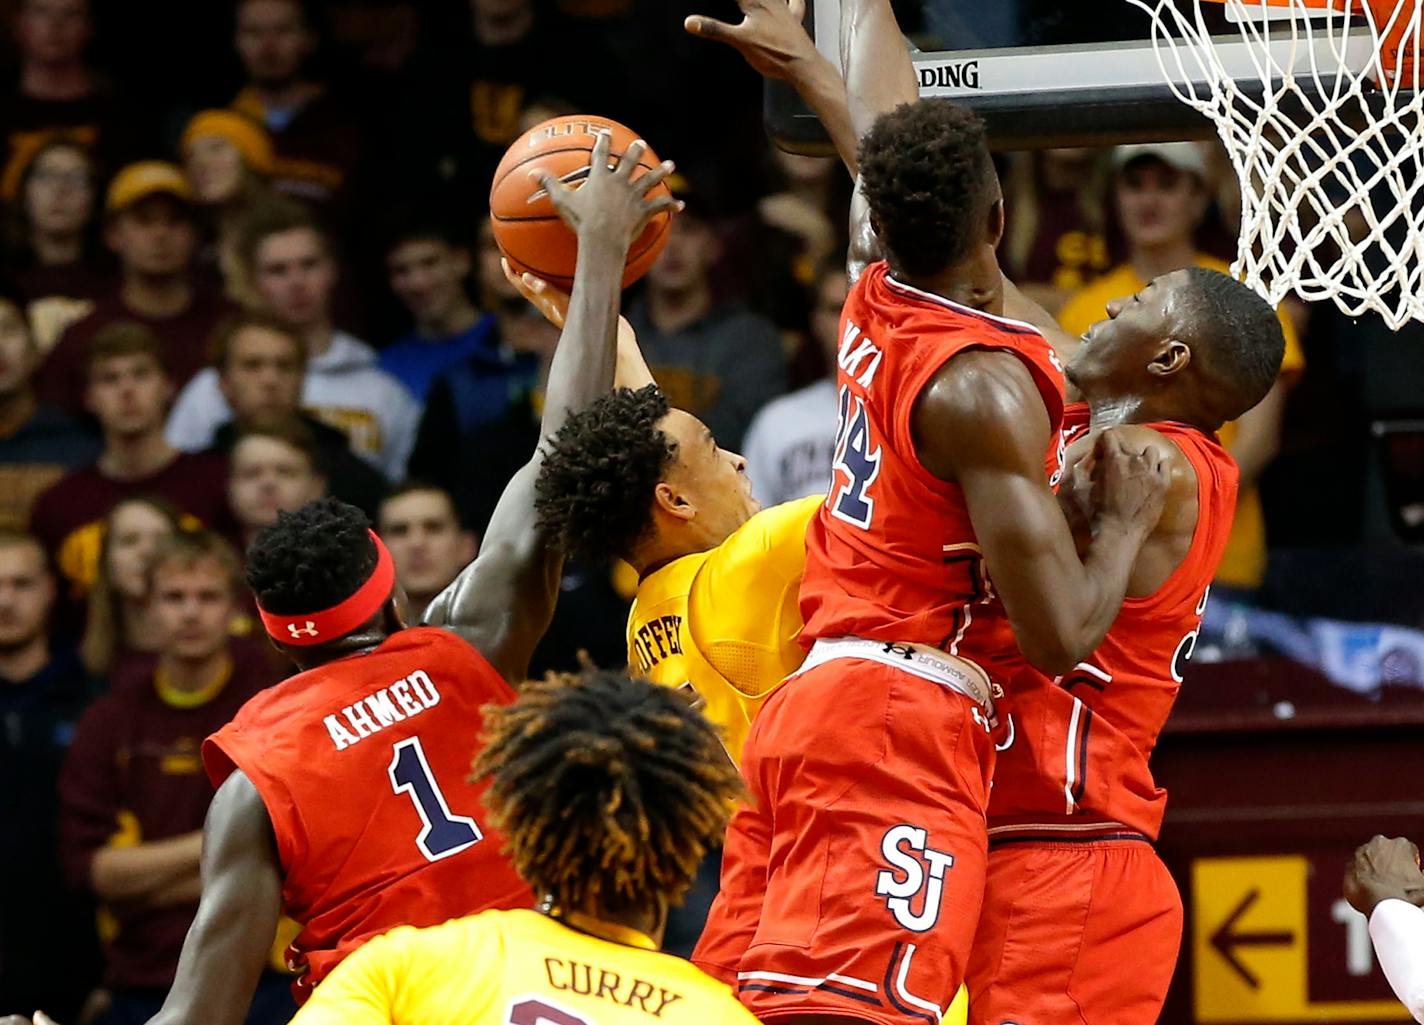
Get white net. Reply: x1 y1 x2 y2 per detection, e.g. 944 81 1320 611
1126 0 1424 329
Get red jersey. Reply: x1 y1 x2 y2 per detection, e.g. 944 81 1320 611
799 261 1067 687
203 627 533 1002
987 405 1239 840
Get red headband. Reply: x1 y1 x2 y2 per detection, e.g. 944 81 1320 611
258 530 396 646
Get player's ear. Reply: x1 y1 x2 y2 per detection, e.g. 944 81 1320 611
653 481 695 522
987 197 1005 248
1147 339 1191 378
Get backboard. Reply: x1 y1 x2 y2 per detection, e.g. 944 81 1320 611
768 0 1376 151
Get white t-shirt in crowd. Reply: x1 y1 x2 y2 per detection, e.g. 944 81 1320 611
166 330 420 482
743 378 838 507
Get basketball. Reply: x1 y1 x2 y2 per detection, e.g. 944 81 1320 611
488 115 674 291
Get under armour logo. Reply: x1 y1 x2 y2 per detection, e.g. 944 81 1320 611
883 642 916 661
288 621 320 639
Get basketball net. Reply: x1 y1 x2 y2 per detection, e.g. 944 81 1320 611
1126 0 1424 329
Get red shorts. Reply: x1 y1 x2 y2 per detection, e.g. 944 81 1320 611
694 656 997 1025
966 838 1183 1025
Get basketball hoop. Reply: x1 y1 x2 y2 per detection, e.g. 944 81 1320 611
1126 0 1424 329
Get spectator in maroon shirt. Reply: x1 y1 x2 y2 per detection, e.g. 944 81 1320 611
10 137 111 324
58 529 288 1025
0 529 101 1022
29 323 229 603
230 0 363 219
78 495 184 679
0 0 140 208
0 283 99 531
34 162 236 414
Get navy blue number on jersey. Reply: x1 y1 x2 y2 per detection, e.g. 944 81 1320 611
388 736 483 861
830 385 883 529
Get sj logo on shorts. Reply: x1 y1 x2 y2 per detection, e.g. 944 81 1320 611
875 824 954 932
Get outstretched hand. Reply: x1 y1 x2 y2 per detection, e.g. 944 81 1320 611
684 0 816 80
534 130 680 251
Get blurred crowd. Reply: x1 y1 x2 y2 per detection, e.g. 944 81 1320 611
1 0 1423 1021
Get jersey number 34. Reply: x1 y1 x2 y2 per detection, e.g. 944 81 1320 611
830 385 883 529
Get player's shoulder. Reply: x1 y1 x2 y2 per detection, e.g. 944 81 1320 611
711 495 820 568
922 347 1050 428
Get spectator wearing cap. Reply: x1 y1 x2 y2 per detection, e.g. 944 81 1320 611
9 137 111 325
193 312 386 516
379 221 498 402
33 161 236 415
166 198 418 480
0 0 141 210
625 181 787 453
1058 141 1306 597
58 529 289 1025
0 528 101 1021
0 282 99 530
230 0 363 219
29 322 229 600
180 109 277 307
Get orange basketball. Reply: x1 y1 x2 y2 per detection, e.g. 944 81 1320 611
488 115 673 291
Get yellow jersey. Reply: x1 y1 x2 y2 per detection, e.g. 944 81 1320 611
627 495 819 764
1058 256 1305 589
292 908 760 1025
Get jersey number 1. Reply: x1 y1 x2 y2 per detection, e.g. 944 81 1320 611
831 384 882 529
388 737 483 861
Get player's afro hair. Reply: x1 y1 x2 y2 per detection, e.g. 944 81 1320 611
474 668 745 915
1178 267 1286 421
245 497 377 615
533 385 677 563
858 99 997 279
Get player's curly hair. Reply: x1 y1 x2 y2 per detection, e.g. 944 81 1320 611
1179 267 1287 421
858 99 997 278
533 385 677 562
245 497 377 615
474 668 745 916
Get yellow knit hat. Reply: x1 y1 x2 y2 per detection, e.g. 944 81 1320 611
180 109 276 177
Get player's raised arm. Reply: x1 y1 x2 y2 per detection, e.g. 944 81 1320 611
142 772 284 1025
920 353 1169 674
423 132 678 681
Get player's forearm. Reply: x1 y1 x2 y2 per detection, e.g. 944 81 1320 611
1372 900 1424 1023
537 235 624 441
1001 274 1082 367
90 830 203 902
1228 379 1285 485
615 317 656 390
786 50 860 178
842 0 918 140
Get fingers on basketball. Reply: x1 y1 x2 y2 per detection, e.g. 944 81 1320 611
489 115 675 290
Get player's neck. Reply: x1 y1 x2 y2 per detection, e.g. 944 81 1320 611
562 903 665 948
904 249 1004 316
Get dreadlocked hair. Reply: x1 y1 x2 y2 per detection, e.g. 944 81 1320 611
533 385 676 563
474 668 746 915
245 496 375 614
